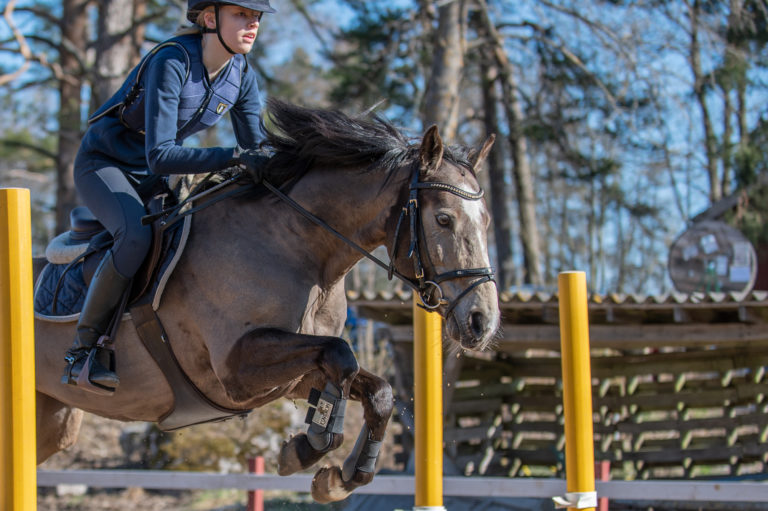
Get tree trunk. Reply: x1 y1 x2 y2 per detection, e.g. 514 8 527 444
422 0 463 139
729 0 750 187
479 32 514 291
477 1 542 286
92 0 145 110
721 87 733 195
419 0 466 421
56 0 89 233
689 0 722 203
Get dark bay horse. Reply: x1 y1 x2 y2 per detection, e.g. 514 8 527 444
34 99 500 502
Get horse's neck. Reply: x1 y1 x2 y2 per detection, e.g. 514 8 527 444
287 167 404 281
191 167 404 290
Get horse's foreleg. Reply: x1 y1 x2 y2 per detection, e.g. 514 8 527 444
36 392 83 464
219 328 359 476
310 368 393 503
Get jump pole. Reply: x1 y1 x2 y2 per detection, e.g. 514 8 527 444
412 297 445 511
0 188 37 511
553 271 596 511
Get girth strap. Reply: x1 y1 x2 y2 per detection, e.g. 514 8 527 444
130 298 250 431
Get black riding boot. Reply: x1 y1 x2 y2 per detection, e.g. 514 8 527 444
61 251 130 393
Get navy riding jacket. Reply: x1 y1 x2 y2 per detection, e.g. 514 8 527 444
80 34 266 176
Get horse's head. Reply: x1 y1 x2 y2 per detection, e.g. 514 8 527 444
388 126 500 351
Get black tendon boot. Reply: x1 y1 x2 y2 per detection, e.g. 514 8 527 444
61 251 130 394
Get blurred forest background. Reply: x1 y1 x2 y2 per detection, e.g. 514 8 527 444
1 0 767 295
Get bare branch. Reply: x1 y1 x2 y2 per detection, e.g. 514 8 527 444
0 139 57 160
14 5 60 27
519 19 619 112
0 2 77 86
537 0 632 59
0 0 32 85
288 0 333 55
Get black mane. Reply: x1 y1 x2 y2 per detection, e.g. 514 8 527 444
261 99 472 182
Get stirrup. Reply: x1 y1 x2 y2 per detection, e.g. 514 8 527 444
62 345 118 396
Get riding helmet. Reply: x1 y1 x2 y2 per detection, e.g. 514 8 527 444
187 0 276 23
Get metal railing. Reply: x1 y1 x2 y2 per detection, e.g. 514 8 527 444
37 470 768 503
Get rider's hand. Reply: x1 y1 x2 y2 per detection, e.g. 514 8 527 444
236 148 271 183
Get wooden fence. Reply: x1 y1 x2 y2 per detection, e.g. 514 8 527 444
359 291 768 483
446 346 767 480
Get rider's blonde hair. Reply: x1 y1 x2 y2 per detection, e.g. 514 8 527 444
173 7 211 36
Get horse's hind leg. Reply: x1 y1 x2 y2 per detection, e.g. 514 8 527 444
36 392 83 464
310 368 393 503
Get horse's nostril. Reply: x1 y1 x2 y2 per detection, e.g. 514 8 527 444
469 311 486 338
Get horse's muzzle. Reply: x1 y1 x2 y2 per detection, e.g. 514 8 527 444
445 303 499 351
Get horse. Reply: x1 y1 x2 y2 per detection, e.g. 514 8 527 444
34 99 501 502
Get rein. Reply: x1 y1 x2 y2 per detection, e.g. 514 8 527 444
143 164 495 318
263 162 495 317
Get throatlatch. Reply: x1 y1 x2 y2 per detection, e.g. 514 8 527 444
305 382 347 452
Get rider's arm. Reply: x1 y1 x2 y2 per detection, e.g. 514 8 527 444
143 49 235 175
229 65 267 149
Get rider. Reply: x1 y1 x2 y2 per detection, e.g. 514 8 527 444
62 0 275 394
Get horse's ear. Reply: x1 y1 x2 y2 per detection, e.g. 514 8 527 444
419 125 444 174
469 134 496 172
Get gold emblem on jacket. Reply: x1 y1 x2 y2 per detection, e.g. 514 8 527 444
216 102 228 114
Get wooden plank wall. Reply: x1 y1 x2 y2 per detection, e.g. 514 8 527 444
445 346 768 480
358 292 768 480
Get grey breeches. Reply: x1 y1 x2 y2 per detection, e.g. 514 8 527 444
74 159 152 278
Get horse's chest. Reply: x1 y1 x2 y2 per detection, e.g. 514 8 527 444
298 284 346 337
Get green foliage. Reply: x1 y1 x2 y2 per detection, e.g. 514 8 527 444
0 129 56 173
726 0 768 48
327 4 421 122
727 185 768 246
143 400 300 472
733 118 768 189
266 47 330 106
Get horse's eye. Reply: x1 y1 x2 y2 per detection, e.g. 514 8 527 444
436 213 452 227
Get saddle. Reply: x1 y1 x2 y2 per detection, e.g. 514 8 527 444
36 197 187 318
35 175 251 430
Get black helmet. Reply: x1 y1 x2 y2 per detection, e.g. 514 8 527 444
187 0 276 23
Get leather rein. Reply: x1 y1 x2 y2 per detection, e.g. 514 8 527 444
261 162 496 318
145 162 496 318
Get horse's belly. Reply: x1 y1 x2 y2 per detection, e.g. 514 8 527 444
34 319 174 422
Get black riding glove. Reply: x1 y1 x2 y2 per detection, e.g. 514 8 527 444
235 148 271 183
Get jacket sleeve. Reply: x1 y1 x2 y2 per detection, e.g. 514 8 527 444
143 48 235 175
229 64 267 150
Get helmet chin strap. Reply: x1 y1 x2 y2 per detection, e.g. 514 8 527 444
202 4 236 55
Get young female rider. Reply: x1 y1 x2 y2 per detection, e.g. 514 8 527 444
62 0 275 394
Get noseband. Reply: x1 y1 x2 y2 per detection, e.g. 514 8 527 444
141 163 496 321
388 164 495 318
259 161 495 320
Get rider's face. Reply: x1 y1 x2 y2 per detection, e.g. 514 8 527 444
207 5 262 54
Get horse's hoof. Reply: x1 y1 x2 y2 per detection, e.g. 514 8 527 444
277 435 304 476
311 465 352 503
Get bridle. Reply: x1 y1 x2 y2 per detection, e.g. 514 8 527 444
143 160 496 319
262 160 496 318
387 162 496 317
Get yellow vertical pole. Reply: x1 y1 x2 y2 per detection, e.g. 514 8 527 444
556 271 596 511
413 296 445 511
0 188 37 511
